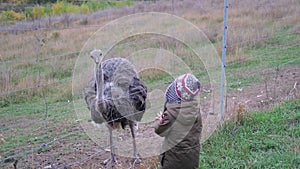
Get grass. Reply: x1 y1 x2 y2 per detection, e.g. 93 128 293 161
1 0 297 97
0 0 300 168
225 25 300 90
0 0 134 22
227 74 262 89
199 99 300 168
0 98 81 163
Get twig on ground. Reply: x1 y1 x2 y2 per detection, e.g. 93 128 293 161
288 81 298 98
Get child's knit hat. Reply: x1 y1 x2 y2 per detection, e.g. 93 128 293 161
165 73 201 103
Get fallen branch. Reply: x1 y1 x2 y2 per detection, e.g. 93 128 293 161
288 81 298 97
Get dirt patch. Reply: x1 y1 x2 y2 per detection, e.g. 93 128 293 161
2 122 159 169
225 66 300 120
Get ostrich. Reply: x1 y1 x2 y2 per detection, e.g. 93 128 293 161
84 49 147 166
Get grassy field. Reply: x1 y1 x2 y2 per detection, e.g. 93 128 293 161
199 100 300 168
0 0 300 168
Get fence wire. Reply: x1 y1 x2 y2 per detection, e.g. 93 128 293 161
0 0 299 168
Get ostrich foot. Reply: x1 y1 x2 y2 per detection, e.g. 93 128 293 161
132 153 142 165
103 154 117 166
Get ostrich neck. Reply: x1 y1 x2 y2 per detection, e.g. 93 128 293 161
95 63 104 100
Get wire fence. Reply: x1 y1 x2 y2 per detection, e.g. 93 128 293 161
1 0 299 168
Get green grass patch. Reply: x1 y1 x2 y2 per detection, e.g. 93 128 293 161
47 69 72 80
0 99 77 160
15 62 45 78
227 59 261 70
227 74 261 89
253 45 300 68
199 99 300 168
225 26 300 90
0 101 44 117
250 26 300 68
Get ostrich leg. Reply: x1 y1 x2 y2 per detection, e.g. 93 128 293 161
103 126 117 165
129 122 141 164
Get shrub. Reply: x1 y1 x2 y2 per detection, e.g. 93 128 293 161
0 0 134 22
44 4 52 16
33 5 45 19
109 0 134 8
51 31 60 40
52 1 91 15
24 7 34 20
1 10 25 21
80 3 90 14
65 3 80 13
52 1 66 15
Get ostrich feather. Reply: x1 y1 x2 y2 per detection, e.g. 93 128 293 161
84 58 147 129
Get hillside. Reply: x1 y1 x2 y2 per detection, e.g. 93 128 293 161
0 0 299 168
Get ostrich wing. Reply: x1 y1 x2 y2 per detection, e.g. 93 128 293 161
84 79 105 124
129 77 147 122
84 78 119 125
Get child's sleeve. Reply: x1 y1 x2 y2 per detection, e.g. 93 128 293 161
154 111 175 137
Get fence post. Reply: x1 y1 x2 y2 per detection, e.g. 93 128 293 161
220 0 228 123
35 31 49 139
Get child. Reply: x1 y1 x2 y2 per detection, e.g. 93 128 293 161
154 73 202 169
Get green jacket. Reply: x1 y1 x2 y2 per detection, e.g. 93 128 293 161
155 100 202 169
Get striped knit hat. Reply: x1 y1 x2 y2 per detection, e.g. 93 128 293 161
165 73 201 103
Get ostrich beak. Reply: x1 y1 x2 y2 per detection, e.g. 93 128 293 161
90 49 102 64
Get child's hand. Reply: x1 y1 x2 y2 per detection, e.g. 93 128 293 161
155 111 164 122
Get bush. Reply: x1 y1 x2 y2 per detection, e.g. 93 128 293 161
33 5 45 19
1 10 25 21
80 3 90 14
112 0 134 8
24 7 34 19
52 1 91 15
86 1 134 12
52 1 66 15
44 4 52 16
0 0 135 22
65 5 78 13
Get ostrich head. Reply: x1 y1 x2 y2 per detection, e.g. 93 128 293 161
90 49 102 64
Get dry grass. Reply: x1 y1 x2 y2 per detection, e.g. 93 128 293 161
0 1 299 168
0 0 299 101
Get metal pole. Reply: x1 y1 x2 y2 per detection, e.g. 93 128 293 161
220 0 228 122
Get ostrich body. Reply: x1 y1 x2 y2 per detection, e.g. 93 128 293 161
84 49 147 166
